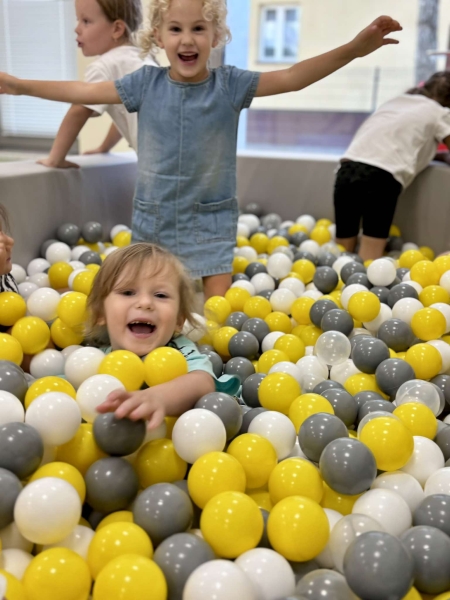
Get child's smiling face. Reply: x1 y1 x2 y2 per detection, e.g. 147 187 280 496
0 229 14 275
156 0 218 83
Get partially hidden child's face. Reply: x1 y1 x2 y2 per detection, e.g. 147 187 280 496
100 261 184 356
75 0 118 56
0 230 14 276
156 0 218 83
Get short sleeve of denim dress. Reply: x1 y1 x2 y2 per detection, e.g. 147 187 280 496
115 65 261 279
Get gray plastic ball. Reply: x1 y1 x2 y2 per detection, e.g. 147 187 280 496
0 361 28 403
434 427 450 461
349 334 373 352
244 203 264 217
294 251 317 265
341 262 366 284
0 422 43 480
88 510 106 530
370 286 390 305
377 319 414 352
321 388 358 426
225 312 249 331
319 438 377 495
289 560 320 585
172 480 201 529
387 277 401 289
197 344 214 354
224 356 255 384
228 331 259 359
245 262 267 278
202 351 223 378
262 213 282 229
0 468 22 529
56 223 81 246
256 290 274 301
397 267 409 279
79 250 102 266
299 413 348 463
401 525 450 594
40 238 59 258
313 379 344 394
387 283 419 308
242 318 271 343
85 457 139 513
239 407 267 434
351 337 390 374
81 221 103 243
413 494 450 537
242 373 266 408
353 390 383 411
291 232 309 247
153 533 215 600
313 267 339 294
386 237 404 252
93 413 146 456
310 299 338 328
357 399 395 425
431 374 450 406
346 273 370 288
375 358 415 398
133 483 193 547
317 252 336 268
296 569 358 600
195 392 243 440
321 309 354 336
344 531 414 600
232 273 250 283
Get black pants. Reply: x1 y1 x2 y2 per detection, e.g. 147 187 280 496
334 160 403 239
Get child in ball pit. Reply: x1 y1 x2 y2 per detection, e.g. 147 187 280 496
0 205 18 295
0 1 401 299
87 242 239 429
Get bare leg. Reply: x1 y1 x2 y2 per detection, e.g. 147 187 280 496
336 236 357 253
203 273 232 300
358 235 387 262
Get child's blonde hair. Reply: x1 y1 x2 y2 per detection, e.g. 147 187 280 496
87 242 198 343
96 0 143 43
141 0 231 56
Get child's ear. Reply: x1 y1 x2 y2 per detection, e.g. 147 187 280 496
97 315 106 326
113 19 127 42
212 32 220 48
154 27 164 49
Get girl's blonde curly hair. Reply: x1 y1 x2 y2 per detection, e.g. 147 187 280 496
141 0 231 57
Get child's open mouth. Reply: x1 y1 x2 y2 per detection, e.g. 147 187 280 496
128 321 156 337
179 53 198 64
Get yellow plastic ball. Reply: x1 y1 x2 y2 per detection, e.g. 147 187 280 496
433 592 450 600
291 324 307 337
348 291 381 322
93 555 167 600
0 570 26 600
411 308 446 341
48 262 74 290
405 343 442 380
84 243 100 253
99 350 145 391
289 393 334 433
200 491 263 558
188 451 246 509
410 260 440 287
212 326 239 358
243 296 272 319
29 462 86 502
420 246 435 261
204 296 232 324
247 489 273 512
72 270 96 295
112 230 132 247
267 236 289 254
250 233 269 254
143 347 188 386
135 439 187 488
57 292 87 329
227 433 278 490
399 250 425 270
258 349 290 374
165 416 177 439
274 334 306 362
292 259 316 283
288 223 309 235
225 287 251 312
316 218 333 228
268 458 323 505
232 255 250 274
236 236 250 248
88 522 153 579
359 416 414 471
434 255 450 277
265 311 292 333
198 319 220 345
389 225 401 237
267 496 329 561
0 333 23 365
299 325 322 346
97 511 134 530
394 403 437 439
11 316 50 355
86 264 101 273
291 297 315 325
321 483 362 515
419 285 450 307
50 318 84 348
25 375 76 409
344 373 380 395
258 372 301 414
389 348 397 358
56 423 107 476
23 548 91 600
397 351 407 360
310 226 331 245
0 292 26 327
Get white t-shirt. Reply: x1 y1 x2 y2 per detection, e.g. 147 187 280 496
343 94 450 188
84 45 157 151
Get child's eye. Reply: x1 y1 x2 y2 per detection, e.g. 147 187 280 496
82 19 89 24
170 26 181 32
117 289 134 296
155 292 169 299
194 26 205 31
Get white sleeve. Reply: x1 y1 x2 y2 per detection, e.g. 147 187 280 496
436 109 450 142
83 62 109 115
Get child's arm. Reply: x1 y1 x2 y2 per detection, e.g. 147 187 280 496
96 370 215 430
0 74 121 105
83 123 123 155
37 105 94 169
256 16 402 97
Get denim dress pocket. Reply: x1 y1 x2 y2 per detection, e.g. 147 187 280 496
194 197 238 244
132 198 160 242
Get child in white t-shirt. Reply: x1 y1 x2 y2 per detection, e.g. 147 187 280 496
334 71 450 261
38 0 156 169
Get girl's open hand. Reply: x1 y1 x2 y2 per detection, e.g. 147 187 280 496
0 73 22 95
97 388 166 430
350 16 402 58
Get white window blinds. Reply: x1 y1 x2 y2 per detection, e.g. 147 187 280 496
0 0 77 138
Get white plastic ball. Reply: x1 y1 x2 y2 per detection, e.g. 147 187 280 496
27 258 50 277
28 272 50 288
76 374 125 423
237 222 250 239
235 246 258 263
424 466 450 496
184 560 256 600
14 477 81 545
267 254 292 279
299 240 320 257
1 548 32 580
235 548 296 599
103 246 119 257
261 331 284 353
30 349 65 379
0 523 33 553
182 314 206 343
371 471 424 513
328 224 336 240
330 359 362 385
110 224 130 240
69 260 86 271
0 391 24 425
10 264 26 284
428 340 450 373
248 411 296 460
278 277 305 297
301 290 323 301
401 436 445 486
281 220 295 229
352 489 412 537
25 392 81 446
431 302 450 333
367 259 397 286
403 280 423 294
440 271 450 294
340 284 367 310
230 280 255 296
269 361 302 385
61 345 83 360
17 282 39 300
45 242 71 265
27 287 60 322
250 273 275 293
305 346 315 356
43 525 94 560
68 269 88 290
332 256 354 277
269 289 296 314
391 298 424 325
363 303 392 333
316 509 343 569
172 409 226 463
296 215 316 233
267 229 278 238
71 246 91 261
238 214 260 235
64 347 106 389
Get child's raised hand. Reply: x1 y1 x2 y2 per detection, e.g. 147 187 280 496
0 73 22 96
97 388 167 430
37 158 80 169
350 16 402 58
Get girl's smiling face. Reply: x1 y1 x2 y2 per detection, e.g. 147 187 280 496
155 0 218 83
0 229 14 275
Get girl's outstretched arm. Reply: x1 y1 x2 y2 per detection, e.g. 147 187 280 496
0 73 121 105
256 16 402 97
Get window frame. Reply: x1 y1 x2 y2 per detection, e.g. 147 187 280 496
258 4 300 64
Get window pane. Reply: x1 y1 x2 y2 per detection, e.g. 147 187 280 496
283 9 298 58
262 9 278 59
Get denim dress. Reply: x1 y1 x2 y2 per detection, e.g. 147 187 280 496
115 65 260 278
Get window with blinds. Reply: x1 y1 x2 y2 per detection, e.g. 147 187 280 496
0 0 77 139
